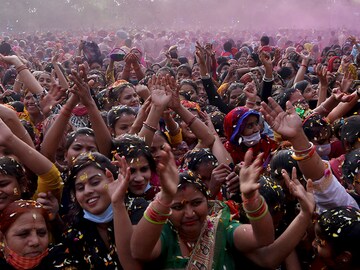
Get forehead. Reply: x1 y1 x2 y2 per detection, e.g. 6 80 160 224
70 134 96 146
178 68 190 75
75 165 104 183
230 87 243 95
245 115 259 124
173 184 205 201
8 210 46 231
180 84 195 92
152 133 167 147
121 87 135 95
128 155 149 168
39 73 50 79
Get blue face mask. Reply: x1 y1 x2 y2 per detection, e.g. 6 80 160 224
129 79 139 85
83 204 113 223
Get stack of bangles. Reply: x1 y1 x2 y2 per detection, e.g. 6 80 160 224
291 142 316 161
16 64 28 73
242 194 268 221
144 201 172 225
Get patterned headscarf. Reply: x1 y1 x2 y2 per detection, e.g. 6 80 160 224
223 106 260 145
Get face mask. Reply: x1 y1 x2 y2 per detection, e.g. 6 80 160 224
316 143 331 158
239 131 261 147
5 245 48 270
83 204 113 223
128 79 139 85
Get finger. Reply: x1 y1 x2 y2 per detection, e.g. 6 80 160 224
282 169 292 189
105 168 115 182
285 100 296 115
249 152 264 170
291 167 297 181
306 179 314 193
243 148 253 167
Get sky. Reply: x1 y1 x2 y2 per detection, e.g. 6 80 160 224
0 0 359 32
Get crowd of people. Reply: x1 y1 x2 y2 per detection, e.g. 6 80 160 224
0 26 359 270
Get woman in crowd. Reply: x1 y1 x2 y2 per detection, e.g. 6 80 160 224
0 200 77 269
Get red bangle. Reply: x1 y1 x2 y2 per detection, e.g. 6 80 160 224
186 116 197 127
301 64 307 68
241 192 258 204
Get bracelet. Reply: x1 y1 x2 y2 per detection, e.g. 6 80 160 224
262 75 274 82
14 79 23 85
186 115 197 127
243 195 265 214
144 210 167 225
165 122 180 133
301 64 308 68
291 142 314 154
143 122 157 133
291 145 316 161
150 203 172 217
241 192 259 204
246 203 269 221
155 192 172 208
16 65 28 73
246 100 256 105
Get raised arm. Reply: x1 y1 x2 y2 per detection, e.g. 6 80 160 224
245 168 315 268
0 104 34 148
40 93 78 162
233 150 274 252
107 154 142 270
52 53 70 90
259 51 274 103
261 97 325 180
0 118 62 201
260 97 358 211
196 42 230 114
314 64 328 106
0 54 43 94
293 51 311 84
69 68 112 157
131 143 179 261
138 75 171 146
198 110 233 165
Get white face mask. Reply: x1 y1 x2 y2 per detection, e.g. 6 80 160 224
239 131 261 147
316 143 331 158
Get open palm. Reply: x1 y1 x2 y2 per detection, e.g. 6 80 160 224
261 98 302 140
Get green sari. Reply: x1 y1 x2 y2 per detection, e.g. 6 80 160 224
152 201 241 270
